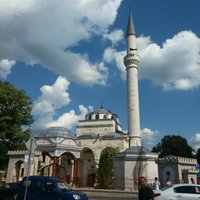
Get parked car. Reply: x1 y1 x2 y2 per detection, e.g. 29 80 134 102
153 183 200 200
0 182 18 200
16 176 88 200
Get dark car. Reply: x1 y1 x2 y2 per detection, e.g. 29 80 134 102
0 182 18 200
16 176 88 200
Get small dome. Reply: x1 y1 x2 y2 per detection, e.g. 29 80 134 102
125 146 151 154
39 127 74 138
90 107 112 115
86 106 118 119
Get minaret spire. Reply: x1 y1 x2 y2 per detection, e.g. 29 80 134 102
124 11 141 147
126 11 136 37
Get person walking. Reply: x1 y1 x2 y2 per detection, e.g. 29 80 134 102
153 177 160 190
166 177 172 187
138 176 154 200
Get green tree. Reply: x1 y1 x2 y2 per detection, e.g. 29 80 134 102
0 81 33 169
96 147 118 189
151 135 194 158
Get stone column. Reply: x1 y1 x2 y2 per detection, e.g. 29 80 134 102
73 159 79 186
52 157 57 177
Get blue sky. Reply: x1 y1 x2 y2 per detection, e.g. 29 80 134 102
1 0 200 150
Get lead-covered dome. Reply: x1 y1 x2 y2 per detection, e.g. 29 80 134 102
85 106 118 121
38 127 75 138
91 107 112 115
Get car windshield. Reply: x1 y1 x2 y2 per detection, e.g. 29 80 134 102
56 181 71 191
161 186 173 191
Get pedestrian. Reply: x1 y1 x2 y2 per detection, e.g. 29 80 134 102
166 177 172 187
153 177 160 190
138 176 154 200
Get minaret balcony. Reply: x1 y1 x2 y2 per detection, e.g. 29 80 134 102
124 54 140 68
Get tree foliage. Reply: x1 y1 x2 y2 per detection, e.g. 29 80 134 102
96 147 119 189
151 135 194 158
0 81 33 169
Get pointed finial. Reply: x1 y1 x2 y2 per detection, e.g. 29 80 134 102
126 10 136 37
129 6 132 13
100 102 103 108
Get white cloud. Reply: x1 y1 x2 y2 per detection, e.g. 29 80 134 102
46 105 93 130
138 31 200 90
0 0 122 85
32 76 93 130
2 0 200 92
191 133 200 150
103 47 126 79
141 128 159 147
33 76 70 116
46 110 79 130
0 59 16 78
103 29 123 46
106 30 200 91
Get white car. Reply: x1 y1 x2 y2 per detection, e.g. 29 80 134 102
153 184 200 200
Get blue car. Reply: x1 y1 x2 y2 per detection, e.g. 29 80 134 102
16 176 88 200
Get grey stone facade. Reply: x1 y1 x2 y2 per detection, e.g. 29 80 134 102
156 155 198 187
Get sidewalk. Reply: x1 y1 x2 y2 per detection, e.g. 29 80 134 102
74 188 138 198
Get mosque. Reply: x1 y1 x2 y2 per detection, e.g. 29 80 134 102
6 107 129 187
5 12 198 190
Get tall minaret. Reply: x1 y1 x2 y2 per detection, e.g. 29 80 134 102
124 12 141 147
